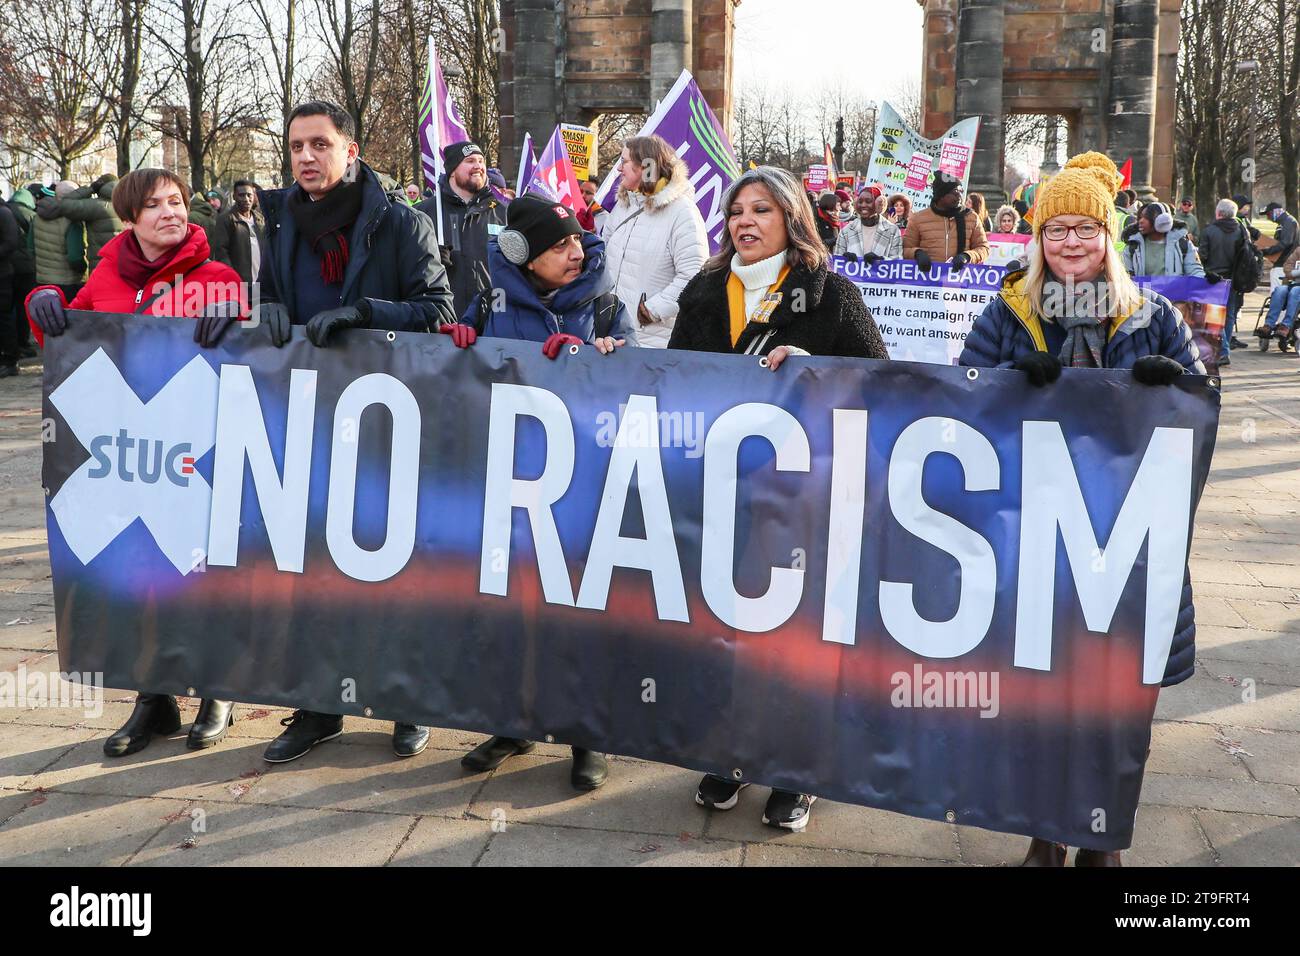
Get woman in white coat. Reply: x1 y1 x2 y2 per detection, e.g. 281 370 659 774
602 134 708 348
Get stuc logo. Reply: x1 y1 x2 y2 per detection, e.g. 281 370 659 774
48 349 219 575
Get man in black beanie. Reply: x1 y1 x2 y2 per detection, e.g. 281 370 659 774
416 140 508 318
903 171 990 272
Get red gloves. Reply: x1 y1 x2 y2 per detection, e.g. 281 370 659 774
541 333 583 359
439 323 477 349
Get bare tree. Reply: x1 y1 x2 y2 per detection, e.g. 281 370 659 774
431 0 500 159
0 0 116 178
249 0 300 183
148 0 262 190
311 0 382 151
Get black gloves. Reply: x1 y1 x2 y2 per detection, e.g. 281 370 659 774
863 252 883 265
306 303 371 347
841 251 859 262
27 289 67 337
1132 354 1185 385
951 252 971 268
438 245 453 270
194 299 242 348
1204 272 1222 284
913 250 933 272
254 302 293 347
1013 351 1063 387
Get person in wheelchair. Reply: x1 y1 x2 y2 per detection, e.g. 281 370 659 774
1260 246 1300 352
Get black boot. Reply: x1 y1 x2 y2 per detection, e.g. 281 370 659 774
1075 848 1123 867
186 699 235 749
571 747 608 791
1019 837 1068 867
103 693 181 757
263 710 343 763
461 735 534 772
392 722 430 758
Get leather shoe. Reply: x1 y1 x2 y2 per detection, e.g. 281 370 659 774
461 735 534 772
571 747 608 791
1019 837 1067 867
186 699 235 749
263 710 343 763
1075 848 1123 867
103 693 181 757
392 722 430 758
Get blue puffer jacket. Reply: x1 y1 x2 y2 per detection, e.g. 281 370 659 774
461 231 637 345
960 272 1203 686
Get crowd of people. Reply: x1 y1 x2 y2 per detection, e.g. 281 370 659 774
3 95 1282 864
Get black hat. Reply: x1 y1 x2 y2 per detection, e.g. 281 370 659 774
1013 198 1029 216
1264 201 1284 215
931 171 961 202
443 141 484 176
498 193 583 265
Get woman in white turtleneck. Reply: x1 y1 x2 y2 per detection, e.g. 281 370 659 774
668 166 887 833
668 166 887 370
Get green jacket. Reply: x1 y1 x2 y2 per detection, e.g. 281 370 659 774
7 188 36 274
188 194 217 246
51 179 123 272
32 197 87 286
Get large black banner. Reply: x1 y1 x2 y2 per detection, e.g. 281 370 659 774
43 313 1220 848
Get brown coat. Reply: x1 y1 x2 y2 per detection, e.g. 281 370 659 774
1280 245 1300 281
902 206 990 264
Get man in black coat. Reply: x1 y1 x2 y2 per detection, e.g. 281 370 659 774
1199 198 1251 363
415 141 507 319
0 201 22 377
256 102 455 342
211 180 266 288
254 99 454 764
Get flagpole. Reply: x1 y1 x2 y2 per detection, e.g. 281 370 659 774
427 37 446 247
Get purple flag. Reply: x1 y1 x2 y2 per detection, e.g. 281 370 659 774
418 36 470 194
594 69 741 253
515 132 538 195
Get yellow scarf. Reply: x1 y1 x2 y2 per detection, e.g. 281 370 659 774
726 264 791 347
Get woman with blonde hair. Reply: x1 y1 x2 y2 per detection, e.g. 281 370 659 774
602 133 708 348
960 151 1204 866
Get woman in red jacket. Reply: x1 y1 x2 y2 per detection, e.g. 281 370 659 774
27 168 247 757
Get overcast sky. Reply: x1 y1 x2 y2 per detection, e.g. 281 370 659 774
734 0 924 100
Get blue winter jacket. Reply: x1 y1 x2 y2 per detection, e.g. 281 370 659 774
461 231 637 345
959 272 1205 686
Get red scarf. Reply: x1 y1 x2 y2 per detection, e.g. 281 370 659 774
116 231 186 291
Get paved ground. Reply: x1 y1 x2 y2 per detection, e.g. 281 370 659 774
1 298 1297 866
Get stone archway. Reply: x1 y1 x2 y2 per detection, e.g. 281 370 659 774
918 0 1182 203
497 0 742 177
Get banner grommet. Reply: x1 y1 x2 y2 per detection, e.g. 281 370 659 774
568 344 580 356
758 357 770 369
732 768 743 780
386 331 397 343
945 810 956 822
966 368 979 381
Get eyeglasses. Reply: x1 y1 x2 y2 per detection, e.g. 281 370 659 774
1041 221 1104 241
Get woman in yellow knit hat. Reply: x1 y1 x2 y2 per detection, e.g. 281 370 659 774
960 151 1206 867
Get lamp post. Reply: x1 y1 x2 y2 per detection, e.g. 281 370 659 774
1235 59 1260 210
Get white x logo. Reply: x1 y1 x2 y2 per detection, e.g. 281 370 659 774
49 348 220 575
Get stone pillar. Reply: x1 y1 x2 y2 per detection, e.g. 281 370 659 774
1040 116 1061 177
500 0 560 180
694 0 739 135
1106 0 1159 200
1151 0 1182 200
651 0 692 105
919 0 959 139
956 0 1005 205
